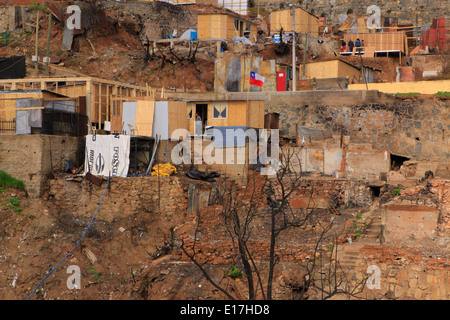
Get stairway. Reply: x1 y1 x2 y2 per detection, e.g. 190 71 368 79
358 210 383 245
336 209 383 271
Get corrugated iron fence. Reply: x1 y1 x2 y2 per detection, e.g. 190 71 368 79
0 119 15 133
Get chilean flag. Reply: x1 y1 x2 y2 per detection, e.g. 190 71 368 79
250 71 265 87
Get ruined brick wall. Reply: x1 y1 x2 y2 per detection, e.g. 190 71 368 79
268 98 450 161
257 0 448 26
98 0 197 40
47 175 189 223
292 178 375 209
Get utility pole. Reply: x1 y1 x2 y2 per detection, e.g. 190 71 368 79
34 9 39 77
303 33 307 80
290 4 296 91
46 11 52 76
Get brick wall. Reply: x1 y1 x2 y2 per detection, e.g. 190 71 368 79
0 135 83 198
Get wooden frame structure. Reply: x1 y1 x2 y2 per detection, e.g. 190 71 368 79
0 90 63 123
0 77 150 130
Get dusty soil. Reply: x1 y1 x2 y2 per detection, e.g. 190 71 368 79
0 169 326 301
1 171 448 301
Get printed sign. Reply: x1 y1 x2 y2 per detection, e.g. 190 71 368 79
85 135 130 177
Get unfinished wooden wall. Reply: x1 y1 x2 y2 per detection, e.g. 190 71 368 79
0 92 49 122
168 101 188 138
187 100 264 132
198 14 228 40
270 8 319 37
197 14 256 40
0 77 148 130
135 100 155 137
343 31 407 53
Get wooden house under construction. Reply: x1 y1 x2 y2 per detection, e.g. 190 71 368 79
0 77 149 132
269 7 319 37
0 89 84 136
197 12 258 40
342 31 409 58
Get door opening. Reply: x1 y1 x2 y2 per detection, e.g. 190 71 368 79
195 104 208 135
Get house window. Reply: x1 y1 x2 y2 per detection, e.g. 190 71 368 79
213 103 227 119
187 103 193 119
234 19 240 31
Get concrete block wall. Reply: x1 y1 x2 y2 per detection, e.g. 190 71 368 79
0 135 82 198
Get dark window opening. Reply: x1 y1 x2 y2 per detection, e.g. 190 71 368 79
390 154 409 171
369 186 381 198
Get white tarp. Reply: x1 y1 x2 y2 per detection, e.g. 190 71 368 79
122 102 137 135
85 134 130 177
152 101 169 140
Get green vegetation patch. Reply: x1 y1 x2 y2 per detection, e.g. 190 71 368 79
434 91 450 98
0 170 25 189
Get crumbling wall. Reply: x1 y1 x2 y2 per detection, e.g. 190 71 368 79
99 1 197 41
290 178 376 209
351 247 450 300
268 98 450 161
257 0 447 26
47 175 189 223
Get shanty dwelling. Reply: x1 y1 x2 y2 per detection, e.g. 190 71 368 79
276 59 370 90
341 31 409 60
0 77 149 133
215 52 277 92
183 99 266 182
106 97 189 174
101 96 267 180
197 12 257 41
269 7 319 37
217 0 248 15
0 89 86 136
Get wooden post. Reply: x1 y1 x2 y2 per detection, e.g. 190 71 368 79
106 85 110 122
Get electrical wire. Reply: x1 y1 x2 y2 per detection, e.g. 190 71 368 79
26 174 111 300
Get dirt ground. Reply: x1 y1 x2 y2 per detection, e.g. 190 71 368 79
0 170 327 301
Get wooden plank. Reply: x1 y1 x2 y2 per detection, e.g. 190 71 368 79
168 101 188 138
135 99 155 137
15 107 45 110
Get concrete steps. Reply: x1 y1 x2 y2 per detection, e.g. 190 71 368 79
358 211 382 245
337 210 383 271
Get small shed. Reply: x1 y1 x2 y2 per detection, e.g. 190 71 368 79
302 59 361 82
197 12 257 40
270 7 319 37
